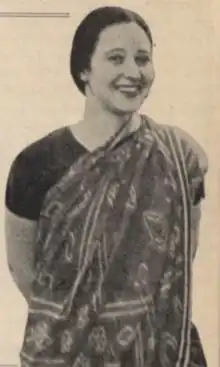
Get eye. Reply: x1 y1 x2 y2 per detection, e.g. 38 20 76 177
135 55 150 66
108 54 125 65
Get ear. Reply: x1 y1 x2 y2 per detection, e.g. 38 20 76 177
80 70 89 83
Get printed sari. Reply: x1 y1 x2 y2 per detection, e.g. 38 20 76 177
20 116 207 367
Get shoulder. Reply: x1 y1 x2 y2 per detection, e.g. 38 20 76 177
144 115 207 205
170 126 208 176
145 115 208 175
5 127 75 220
17 127 73 162
6 127 71 186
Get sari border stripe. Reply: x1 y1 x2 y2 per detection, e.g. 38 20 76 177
173 133 192 367
165 128 191 367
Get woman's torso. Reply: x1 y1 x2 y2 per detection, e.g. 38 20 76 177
5 120 205 221
6 121 207 367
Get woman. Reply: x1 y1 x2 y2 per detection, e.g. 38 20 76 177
5 6 208 367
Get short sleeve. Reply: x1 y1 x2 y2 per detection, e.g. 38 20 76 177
5 148 55 221
182 138 206 206
5 128 79 221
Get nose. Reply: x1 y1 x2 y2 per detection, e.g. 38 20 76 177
123 59 141 79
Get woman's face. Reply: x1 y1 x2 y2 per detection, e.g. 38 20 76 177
83 22 155 115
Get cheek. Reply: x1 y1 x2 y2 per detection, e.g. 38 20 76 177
90 69 113 91
143 63 155 83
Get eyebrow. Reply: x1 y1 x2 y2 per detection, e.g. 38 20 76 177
105 48 125 54
105 48 151 54
137 49 151 54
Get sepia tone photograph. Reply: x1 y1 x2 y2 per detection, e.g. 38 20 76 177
0 1 219 366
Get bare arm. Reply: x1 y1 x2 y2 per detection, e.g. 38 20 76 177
5 207 38 303
191 204 202 259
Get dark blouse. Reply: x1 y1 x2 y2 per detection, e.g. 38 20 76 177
5 126 205 220
5 126 207 367
5 128 87 220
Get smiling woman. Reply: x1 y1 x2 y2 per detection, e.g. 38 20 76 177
4 5 208 367
85 22 154 114
70 20 154 118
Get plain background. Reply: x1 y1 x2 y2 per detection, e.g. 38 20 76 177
0 0 219 366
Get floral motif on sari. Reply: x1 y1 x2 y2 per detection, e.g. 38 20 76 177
20 117 206 367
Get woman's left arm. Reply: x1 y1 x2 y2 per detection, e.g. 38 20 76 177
191 204 202 258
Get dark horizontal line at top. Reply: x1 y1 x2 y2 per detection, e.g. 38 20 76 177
0 12 70 18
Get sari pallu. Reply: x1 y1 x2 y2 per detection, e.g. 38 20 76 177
20 117 206 367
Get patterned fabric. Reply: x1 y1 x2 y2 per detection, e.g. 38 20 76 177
20 116 207 367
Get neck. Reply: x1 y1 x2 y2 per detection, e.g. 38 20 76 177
71 97 141 151
83 98 133 136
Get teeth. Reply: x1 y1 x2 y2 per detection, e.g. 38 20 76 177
117 86 139 92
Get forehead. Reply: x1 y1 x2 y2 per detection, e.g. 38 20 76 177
95 22 151 53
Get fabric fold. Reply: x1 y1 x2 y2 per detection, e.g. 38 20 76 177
20 117 206 367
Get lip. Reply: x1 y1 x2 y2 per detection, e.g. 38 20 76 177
115 84 141 89
115 84 142 97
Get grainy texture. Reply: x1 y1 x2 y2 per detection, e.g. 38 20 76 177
0 1 218 366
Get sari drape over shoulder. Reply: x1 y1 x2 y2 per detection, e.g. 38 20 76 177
20 117 207 367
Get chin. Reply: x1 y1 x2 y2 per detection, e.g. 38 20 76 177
112 101 143 116
112 106 139 116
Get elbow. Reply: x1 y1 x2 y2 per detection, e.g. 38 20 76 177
4 207 37 301
6 248 34 302
7 261 33 302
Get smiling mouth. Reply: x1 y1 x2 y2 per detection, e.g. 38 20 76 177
115 84 142 97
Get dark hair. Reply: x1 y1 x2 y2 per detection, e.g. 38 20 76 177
70 6 153 95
